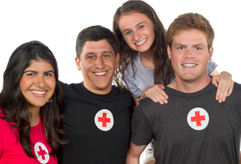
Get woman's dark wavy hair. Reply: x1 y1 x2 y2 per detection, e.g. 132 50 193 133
113 0 175 88
0 41 66 157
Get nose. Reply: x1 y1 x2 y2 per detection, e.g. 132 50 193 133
95 57 104 69
133 31 141 41
35 75 46 88
185 48 195 59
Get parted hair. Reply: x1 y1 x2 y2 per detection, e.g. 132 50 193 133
0 41 66 157
113 0 174 87
167 12 215 49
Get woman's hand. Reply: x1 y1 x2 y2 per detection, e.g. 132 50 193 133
211 71 234 103
140 84 168 104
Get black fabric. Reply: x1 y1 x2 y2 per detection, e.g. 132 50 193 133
131 82 241 164
58 82 134 164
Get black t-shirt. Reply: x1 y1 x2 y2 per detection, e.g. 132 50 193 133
58 82 134 164
131 82 241 164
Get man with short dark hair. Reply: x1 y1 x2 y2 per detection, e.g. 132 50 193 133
58 25 134 164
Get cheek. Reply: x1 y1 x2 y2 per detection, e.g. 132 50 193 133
47 79 56 91
19 77 31 92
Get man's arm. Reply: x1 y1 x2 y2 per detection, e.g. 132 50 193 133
126 142 147 164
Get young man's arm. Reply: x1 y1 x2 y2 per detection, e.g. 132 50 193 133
126 142 147 164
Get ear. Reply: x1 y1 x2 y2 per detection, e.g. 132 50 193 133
208 46 214 61
167 45 172 60
75 57 81 71
115 53 120 67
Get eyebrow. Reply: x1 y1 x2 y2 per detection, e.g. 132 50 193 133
85 51 113 56
173 43 205 47
23 70 54 74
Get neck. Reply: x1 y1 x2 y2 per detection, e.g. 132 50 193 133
29 106 40 127
168 75 211 93
140 48 155 69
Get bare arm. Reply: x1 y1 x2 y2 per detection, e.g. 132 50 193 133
239 152 241 164
126 142 147 164
210 70 234 103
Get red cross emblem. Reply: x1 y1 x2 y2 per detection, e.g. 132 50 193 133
34 142 50 163
37 146 47 160
191 111 206 126
95 109 114 131
187 107 209 131
98 112 111 127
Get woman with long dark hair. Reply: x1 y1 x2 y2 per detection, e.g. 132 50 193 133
0 41 66 163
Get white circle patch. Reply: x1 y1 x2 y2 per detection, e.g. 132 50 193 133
34 142 50 164
94 109 114 131
187 107 209 131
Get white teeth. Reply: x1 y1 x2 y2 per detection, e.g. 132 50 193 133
94 72 107 75
136 39 146 45
182 64 197 67
31 91 46 94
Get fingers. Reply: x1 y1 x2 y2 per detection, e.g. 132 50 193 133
215 79 234 103
142 85 168 105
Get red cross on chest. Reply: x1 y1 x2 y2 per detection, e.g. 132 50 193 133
98 113 111 127
37 146 47 160
191 111 206 126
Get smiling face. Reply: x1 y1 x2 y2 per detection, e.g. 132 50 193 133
75 39 119 95
168 29 213 85
118 11 155 53
20 59 56 110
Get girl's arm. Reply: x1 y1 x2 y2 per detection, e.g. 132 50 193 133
210 70 234 103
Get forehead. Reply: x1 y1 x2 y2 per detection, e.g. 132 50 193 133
172 29 208 46
81 39 114 54
25 59 53 70
118 11 151 30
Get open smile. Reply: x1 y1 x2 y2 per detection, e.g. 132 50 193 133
182 64 197 67
93 71 108 76
30 90 48 97
135 38 147 46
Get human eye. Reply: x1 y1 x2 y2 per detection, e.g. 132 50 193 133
195 47 202 50
177 46 184 50
26 72 36 76
124 30 132 36
86 55 95 60
44 72 54 76
138 25 145 29
103 54 111 58
27 73 35 76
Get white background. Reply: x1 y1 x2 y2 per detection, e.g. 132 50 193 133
0 0 241 162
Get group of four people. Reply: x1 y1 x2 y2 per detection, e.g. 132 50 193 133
0 0 239 164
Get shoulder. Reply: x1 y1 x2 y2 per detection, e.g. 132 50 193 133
230 82 241 98
112 86 134 102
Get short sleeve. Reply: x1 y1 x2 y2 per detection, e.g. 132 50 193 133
207 60 218 75
131 106 153 145
125 76 142 98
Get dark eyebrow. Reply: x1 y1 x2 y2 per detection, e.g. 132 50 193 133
85 52 95 56
102 51 113 54
23 70 37 74
23 70 54 74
